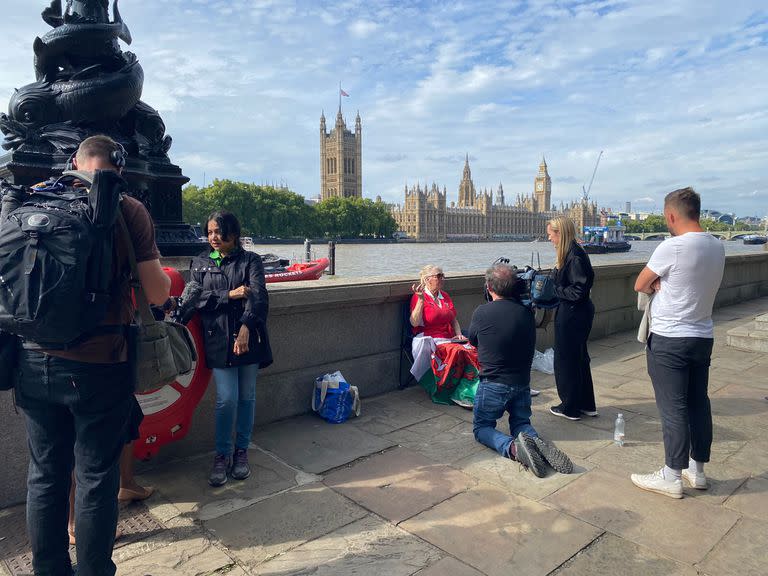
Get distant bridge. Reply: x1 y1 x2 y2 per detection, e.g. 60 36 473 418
626 230 759 241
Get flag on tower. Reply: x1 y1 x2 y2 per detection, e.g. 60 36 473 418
340 88 350 97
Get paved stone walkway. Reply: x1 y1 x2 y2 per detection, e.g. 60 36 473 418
2 297 767 575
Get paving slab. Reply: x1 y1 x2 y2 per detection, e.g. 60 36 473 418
140 447 301 521
699 517 768 576
415 556 486 576
724 439 768 476
115 536 241 575
253 515 443 576
353 392 445 435
456 449 590 501
551 533 698 576
385 419 485 464
204 483 367 569
111 507 201 565
253 414 395 474
710 382 768 416
589 369 636 390
401 483 602 576
526 419 614 460
723 474 768 521
324 447 475 524
544 468 740 564
592 352 648 377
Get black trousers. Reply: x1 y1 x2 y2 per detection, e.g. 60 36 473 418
554 299 596 417
646 333 714 469
15 349 132 576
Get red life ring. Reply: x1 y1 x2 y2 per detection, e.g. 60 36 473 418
133 267 212 460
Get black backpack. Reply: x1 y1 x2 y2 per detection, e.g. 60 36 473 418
0 170 125 348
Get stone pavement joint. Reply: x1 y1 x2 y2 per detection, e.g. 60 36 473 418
2 296 767 576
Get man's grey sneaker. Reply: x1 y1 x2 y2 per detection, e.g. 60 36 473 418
231 448 251 480
530 388 541 397
630 468 682 499
682 467 707 490
549 405 581 420
533 437 574 474
580 409 599 417
208 454 230 487
512 432 548 478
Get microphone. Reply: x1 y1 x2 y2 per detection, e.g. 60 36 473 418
172 280 203 324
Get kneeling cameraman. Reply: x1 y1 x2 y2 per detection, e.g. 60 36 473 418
468 263 572 477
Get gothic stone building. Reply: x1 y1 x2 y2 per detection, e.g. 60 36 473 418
391 157 599 241
320 108 362 200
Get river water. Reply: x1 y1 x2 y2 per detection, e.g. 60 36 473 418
246 240 764 280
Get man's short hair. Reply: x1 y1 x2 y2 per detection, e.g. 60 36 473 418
75 135 121 166
665 187 700 221
485 263 521 299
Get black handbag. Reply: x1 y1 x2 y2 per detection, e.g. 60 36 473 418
0 330 18 391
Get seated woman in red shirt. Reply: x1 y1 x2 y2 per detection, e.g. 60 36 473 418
409 264 478 407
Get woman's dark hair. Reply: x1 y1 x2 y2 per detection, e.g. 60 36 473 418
205 210 241 246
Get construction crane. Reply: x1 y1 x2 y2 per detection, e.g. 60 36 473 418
582 150 603 202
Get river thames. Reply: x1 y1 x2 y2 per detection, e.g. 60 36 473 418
247 240 765 280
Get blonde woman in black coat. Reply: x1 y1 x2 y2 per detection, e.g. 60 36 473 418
547 216 597 421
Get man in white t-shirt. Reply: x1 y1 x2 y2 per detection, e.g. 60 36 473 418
630 187 725 498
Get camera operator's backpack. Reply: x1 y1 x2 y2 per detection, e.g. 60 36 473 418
0 170 124 348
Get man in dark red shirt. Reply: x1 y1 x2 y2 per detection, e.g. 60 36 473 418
14 135 170 576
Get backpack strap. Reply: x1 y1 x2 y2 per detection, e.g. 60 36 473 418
115 207 157 328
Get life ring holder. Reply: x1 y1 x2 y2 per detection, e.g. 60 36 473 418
133 268 212 460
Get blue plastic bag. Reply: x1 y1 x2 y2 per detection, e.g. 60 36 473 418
312 371 361 424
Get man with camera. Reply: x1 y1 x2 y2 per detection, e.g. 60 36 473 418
468 263 572 477
11 135 170 576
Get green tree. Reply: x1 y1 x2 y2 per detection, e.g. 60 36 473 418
182 180 317 237
182 181 395 239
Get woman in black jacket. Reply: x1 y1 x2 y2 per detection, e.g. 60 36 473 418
547 216 597 421
191 211 272 486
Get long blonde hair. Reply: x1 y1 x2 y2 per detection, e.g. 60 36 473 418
548 216 577 269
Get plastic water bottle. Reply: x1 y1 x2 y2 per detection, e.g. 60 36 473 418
614 413 625 447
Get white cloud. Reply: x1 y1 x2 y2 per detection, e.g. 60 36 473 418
0 0 765 216
348 19 379 38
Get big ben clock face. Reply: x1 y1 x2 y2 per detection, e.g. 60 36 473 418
536 182 543 191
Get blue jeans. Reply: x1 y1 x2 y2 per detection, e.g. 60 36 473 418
15 349 133 576
473 380 538 457
213 364 259 456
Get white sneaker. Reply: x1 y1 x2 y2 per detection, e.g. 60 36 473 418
631 469 683 499
682 467 707 490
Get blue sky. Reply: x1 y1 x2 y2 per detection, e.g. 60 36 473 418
1 0 766 217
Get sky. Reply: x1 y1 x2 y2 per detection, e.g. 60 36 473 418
1 0 766 217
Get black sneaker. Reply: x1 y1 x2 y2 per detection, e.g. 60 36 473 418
549 405 581 421
512 432 548 478
533 437 574 474
231 448 251 480
208 453 231 487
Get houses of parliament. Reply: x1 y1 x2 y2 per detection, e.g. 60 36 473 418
318 107 600 241
390 156 600 241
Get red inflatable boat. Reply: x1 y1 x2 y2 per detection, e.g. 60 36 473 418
265 258 330 283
